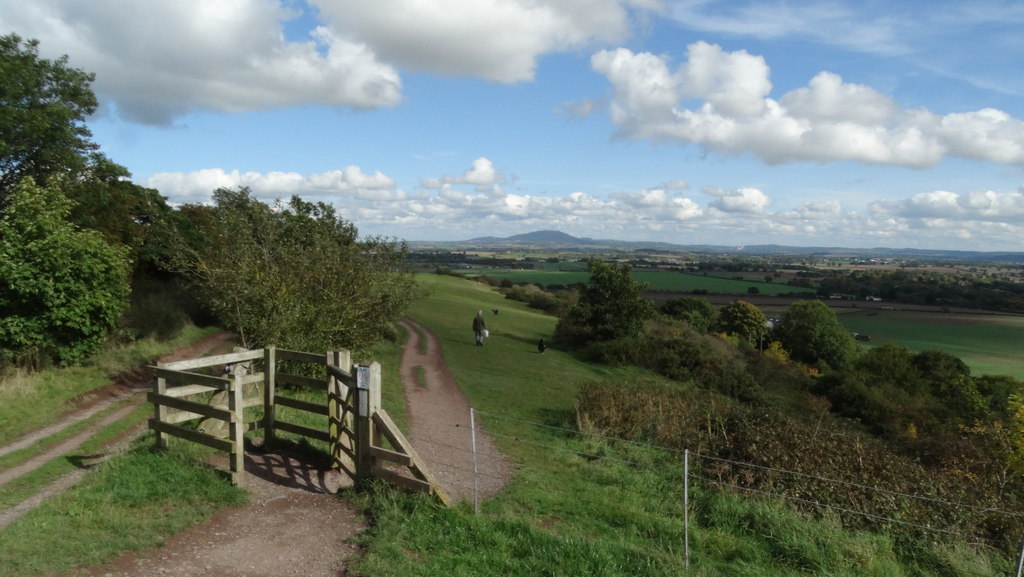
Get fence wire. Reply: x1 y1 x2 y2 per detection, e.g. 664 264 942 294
397 405 1024 557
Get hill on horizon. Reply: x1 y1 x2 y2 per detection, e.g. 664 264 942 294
437 230 1024 262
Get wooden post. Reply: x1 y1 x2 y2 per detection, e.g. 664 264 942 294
368 361 381 449
263 346 276 445
154 362 168 450
229 366 245 485
355 363 380 483
328 350 355 477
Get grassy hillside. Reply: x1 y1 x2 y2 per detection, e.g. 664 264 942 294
352 274 1011 576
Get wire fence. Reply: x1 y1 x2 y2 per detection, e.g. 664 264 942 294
399 403 1024 572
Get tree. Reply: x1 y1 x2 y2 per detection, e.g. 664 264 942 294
0 179 130 367
660 296 717 333
715 300 768 347
174 187 418 354
774 300 859 370
65 157 173 276
0 34 99 204
555 259 653 344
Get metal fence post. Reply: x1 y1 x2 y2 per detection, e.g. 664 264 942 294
684 449 690 571
1015 530 1024 577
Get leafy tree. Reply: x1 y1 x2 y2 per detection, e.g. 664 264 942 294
661 296 717 333
774 300 858 370
0 179 130 367
0 34 99 204
174 187 418 354
555 259 653 344
65 157 174 277
715 300 768 347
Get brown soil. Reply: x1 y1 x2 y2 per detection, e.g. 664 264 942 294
0 323 511 576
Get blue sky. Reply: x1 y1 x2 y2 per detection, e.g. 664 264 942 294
4 0 1024 251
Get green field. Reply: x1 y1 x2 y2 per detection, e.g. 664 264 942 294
835 309 1024 380
469 268 815 296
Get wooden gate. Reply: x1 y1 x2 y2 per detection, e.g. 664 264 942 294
148 346 449 505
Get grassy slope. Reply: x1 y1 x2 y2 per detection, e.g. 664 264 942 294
354 275 1005 576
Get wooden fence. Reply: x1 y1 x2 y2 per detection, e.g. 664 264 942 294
149 346 449 505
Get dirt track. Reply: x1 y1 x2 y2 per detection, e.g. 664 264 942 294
0 322 510 576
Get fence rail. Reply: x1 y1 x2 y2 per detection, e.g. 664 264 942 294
148 345 447 503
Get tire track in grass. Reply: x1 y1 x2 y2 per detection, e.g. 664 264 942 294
0 396 144 489
0 388 138 459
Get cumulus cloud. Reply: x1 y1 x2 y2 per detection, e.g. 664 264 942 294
144 165 398 205
314 0 641 83
0 0 402 124
870 188 1024 224
591 42 1024 167
139 160 1024 250
705 187 771 213
0 0 659 123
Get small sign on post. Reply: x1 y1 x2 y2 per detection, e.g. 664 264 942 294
357 365 370 417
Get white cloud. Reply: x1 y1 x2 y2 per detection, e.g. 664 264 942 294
143 166 399 205
707 187 771 213
591 42 1024 167
870 188 1024 224
140 162 1024 250
313 0 641 83
0 0 403 124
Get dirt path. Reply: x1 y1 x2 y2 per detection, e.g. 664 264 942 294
398 318 512 504
0 321 512 576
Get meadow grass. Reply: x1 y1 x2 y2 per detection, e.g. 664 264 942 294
352 274 1010 576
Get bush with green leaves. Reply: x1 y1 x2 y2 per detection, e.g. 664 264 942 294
0 179 130 367
174 187 419 355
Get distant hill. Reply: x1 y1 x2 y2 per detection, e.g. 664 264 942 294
410 230 1024 262
467 230 601 245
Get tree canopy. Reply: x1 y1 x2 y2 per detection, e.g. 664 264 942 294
774 299 859 370
174 187 418 355
0 34 99 205
0 179 130 367
555 259 653 344
660 296 717 333
715 300 768 347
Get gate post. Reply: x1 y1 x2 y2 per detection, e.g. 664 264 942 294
263 346 276 445
355 362 381 483
329 350 355 477
229 366 246 485
154 363 168 450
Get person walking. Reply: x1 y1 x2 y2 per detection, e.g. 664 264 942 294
473 310 487 346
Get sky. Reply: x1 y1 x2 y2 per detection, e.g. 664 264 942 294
4 0 1024 252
